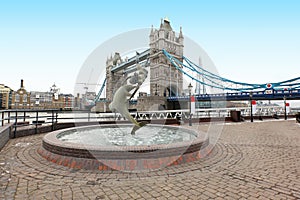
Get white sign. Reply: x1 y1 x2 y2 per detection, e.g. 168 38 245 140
286 102 290 113
252 100 257 114
191 96 196 114
265 90 273 94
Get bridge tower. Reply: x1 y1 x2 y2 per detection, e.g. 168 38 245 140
105 52 123 102
149 18 184 97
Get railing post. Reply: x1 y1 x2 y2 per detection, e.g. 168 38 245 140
23 111 26 122
284 96 287 120
8 111 10 124
14 111 17 138
1 112 4 126
55 111 58 124
35 111 38 134
88 111 91 122
249 92 253 122
51 110 54 131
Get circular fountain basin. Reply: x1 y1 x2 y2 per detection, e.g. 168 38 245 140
38 124 211 171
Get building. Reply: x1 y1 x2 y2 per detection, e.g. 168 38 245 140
30 84 74 110
74 93 81 110
29 91 53 109
0 84 12 109
9 81 75 110
61 94 74 110
11 80 31 109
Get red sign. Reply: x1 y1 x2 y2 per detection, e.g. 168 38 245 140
266 83 272 88
190 96 195 102
251 100 256 105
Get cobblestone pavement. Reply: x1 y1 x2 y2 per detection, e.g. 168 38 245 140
0 120 299 199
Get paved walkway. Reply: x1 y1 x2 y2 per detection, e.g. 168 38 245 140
0 120 299 199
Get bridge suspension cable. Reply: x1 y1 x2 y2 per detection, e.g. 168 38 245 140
94 78 107 103
162 49 300 92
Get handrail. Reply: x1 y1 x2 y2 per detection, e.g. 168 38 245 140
0 109 59 138
0 106 296 138
0 109 59 112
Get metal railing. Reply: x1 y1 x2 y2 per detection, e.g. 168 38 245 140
0 109 59 138
1 106 297 138
0 109 118 137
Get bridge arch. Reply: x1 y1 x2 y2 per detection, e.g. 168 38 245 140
164 84 179 97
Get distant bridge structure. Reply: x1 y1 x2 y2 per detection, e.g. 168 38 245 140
93 19 300 112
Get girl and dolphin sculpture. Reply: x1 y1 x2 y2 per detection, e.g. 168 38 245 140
109 64 149 135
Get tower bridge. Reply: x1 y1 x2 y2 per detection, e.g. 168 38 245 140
94 18 300 112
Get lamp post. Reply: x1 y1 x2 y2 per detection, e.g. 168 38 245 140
284 95 287 120
249 91 253 122
188 83 193 126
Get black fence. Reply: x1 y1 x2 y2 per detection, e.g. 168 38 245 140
0 109 60 138
0 109 122 138
1 108 299 139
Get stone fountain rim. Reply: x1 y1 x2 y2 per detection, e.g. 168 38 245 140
43 124 208 152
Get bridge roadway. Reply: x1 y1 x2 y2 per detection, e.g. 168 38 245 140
167 89 300 101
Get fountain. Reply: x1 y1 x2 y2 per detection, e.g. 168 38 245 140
39 124 210 171
38 61 211 171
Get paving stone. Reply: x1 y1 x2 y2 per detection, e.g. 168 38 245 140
0 121 299 199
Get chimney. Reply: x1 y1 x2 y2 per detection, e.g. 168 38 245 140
21 79 24 88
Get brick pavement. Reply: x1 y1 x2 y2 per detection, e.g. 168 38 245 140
0 120 299 199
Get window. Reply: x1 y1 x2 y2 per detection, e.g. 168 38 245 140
23 94 27 103
15 94 20 102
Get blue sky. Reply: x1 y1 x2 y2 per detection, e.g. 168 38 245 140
1 0 300 93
